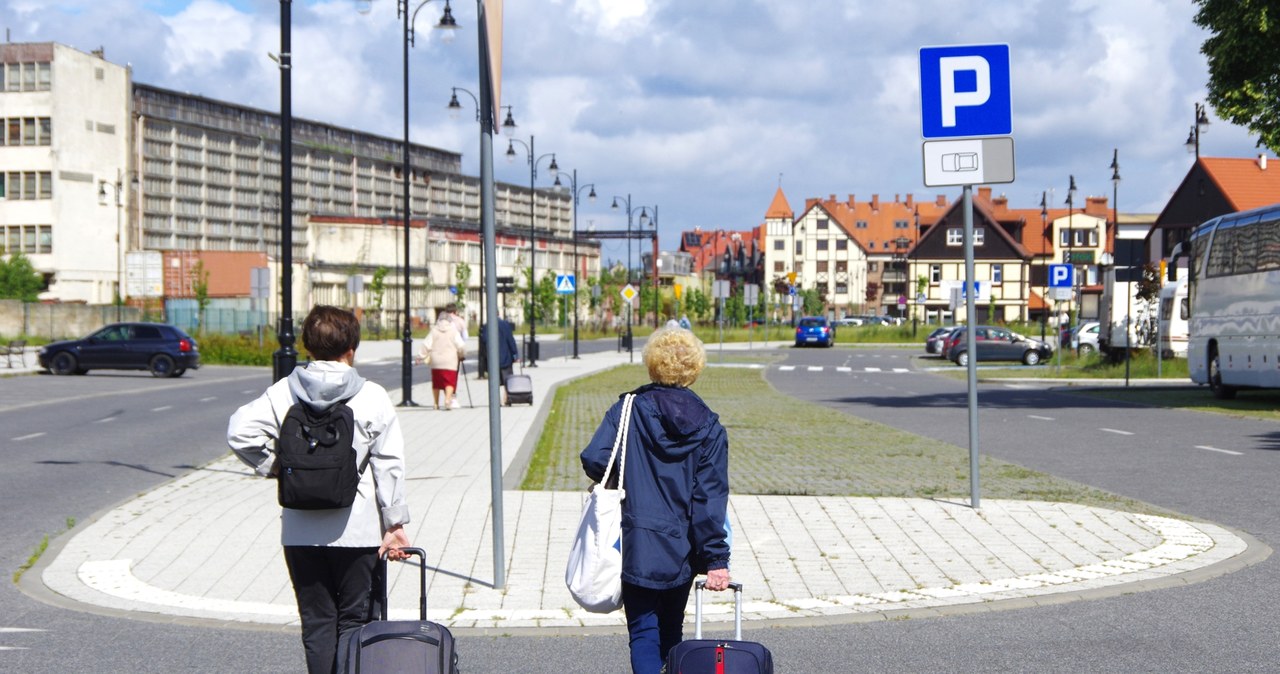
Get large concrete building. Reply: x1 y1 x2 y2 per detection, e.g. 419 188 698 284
0 41 598 327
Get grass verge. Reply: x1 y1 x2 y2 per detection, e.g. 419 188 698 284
520 362 1175 516
13 517 76 584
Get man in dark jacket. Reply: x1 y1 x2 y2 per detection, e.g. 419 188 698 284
581 326 730 674
479 316 520 404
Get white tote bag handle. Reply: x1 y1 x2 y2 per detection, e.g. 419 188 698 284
600 393 635 492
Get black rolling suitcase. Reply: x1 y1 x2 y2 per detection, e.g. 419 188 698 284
665 581 774 674
343 547 459 674
506 373 533 405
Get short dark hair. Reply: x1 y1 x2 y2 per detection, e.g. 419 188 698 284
445 302 458 313
301 305 361 360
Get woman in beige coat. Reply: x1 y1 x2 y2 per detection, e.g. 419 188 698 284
419 313 465 410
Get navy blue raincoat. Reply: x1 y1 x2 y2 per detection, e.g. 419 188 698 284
580 384 730 591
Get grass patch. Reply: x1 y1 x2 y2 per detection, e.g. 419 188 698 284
520 363 1172 516
13 535 49 584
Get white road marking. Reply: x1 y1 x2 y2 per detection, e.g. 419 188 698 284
779 366 796 371
12 432 45 441
893 368 909 373
0 647 30 651
96 416 117 423
1100 428 1134 436
0 628 44 633
241 389 256 395
836 367 852 373
1197 445 1243 456
807 366 823 372
151 405 173 412
865 367 882 372
200 396 217 402
1028 415 1055 421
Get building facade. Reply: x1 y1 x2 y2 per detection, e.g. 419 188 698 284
0 42 598 326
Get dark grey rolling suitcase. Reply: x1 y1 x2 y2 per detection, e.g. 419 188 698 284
506 373 533 405
664 581 774 674
343 547 459 674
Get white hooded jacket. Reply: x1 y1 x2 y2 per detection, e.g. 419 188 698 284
227 360 410 547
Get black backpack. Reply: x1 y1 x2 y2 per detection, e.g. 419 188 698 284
276 398 368 510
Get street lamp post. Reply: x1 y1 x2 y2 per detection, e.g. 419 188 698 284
1185 102 1210 157
98 172 125 322
611 194 635 358
393 0 456 406
272 0 298 383
448 88 513 329
1065 175 1078 356
552 170 596 359
505 134 558 367
1039 191 1049 343
1111 149 1128 386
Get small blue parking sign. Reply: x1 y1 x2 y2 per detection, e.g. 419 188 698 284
920 44 1011 138
1048 264 1074 288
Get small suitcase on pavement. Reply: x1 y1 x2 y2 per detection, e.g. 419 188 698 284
665 581 774 674
343 547 459 674
506 373 533 405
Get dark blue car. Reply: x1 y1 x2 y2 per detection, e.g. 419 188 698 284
794 316 835 347
38 322 200 378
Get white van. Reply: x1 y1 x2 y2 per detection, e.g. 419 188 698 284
1158 279 1188 359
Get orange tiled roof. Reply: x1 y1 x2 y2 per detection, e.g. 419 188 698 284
965 187 1110 259
678 228 759 274
801 193 951 256
1200 156 1280 211
764 187 793 220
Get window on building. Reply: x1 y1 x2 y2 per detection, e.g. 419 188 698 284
836 239 848 250
817 239 828 251
774 261 784 272
794 241 802 254
974 228 985 246
817 261 829 272
947 228 963 245
856 220 868 229
869 261 879 272
817 217 829 230
774 240 783 250
930 264 942 283
835 283 848 294
895 220 910 229
1 224 52 254
991 264 1003 285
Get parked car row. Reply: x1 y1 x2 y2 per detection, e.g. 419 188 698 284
38 322 201 377
923 325 1053 366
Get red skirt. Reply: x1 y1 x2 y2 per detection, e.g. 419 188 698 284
431 368 459 389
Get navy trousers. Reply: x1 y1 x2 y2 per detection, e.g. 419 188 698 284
622 579 694 674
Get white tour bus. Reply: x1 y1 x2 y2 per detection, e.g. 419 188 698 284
1174 201 1280 398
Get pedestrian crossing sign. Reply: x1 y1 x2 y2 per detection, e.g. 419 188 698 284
555 274 575 294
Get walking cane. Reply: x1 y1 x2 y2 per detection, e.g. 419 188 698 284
458 359 474 408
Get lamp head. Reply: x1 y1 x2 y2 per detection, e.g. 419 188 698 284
447 91 463 120
611 197 620 211
435 1 458 42
505 140 517 163
1185 126 1197 154
552 175 564 193
98 181 109 206
547 155 558 175
1066 175 1077 204
501 107 517 138
587 186 597 203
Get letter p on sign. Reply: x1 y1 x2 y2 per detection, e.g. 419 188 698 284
920 44 1011 139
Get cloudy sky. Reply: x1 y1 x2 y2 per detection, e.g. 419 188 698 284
3 0 1266 265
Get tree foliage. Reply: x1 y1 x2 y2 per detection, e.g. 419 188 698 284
1195 0 1280 154
0 252 44 301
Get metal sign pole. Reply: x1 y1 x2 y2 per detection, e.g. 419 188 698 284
962 185 980 509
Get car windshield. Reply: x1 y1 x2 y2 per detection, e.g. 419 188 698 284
799 318 826 328
93 325 130 341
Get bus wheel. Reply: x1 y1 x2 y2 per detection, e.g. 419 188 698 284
1209 345 1237 400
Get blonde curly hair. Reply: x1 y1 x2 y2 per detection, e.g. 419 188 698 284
642 326 706 387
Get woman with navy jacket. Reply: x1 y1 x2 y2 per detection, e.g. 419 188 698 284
581 326 731 674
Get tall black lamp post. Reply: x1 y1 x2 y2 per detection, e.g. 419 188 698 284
391 0 457 406
1111 149 1129 385
1039 191 1048 342
552 170 596 358
272 0 297 383
1065 174 1078 355
1185 102 1210 157
505 133 557 366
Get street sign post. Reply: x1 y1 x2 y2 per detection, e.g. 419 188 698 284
555 274 575 295
920 42 1015 511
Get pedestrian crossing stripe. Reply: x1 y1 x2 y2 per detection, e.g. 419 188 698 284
774 366 913 373
555 274 575 294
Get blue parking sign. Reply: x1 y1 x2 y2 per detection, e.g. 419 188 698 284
920 44 1011 138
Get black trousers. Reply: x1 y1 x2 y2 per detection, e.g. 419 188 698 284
283 546 381 674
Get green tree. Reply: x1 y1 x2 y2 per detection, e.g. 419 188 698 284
369 266 389 336
686 288 710 322
0 251 44 301
192 260 211 333
800 288 824 316
454 262 471 315
1195 1 1280 154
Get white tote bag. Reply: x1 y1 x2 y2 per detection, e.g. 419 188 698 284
565 393 635 613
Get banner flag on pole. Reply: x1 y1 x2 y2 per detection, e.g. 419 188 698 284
480 0 504 125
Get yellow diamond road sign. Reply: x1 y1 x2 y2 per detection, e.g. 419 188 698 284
621 284 637 302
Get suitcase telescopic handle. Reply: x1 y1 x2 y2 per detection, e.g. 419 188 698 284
381 546 427 621
693 580 743 640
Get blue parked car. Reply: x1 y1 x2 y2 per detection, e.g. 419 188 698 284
794 316 835 348
38 322 201 377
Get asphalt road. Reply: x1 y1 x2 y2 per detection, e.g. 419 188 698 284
3 341 1277 672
